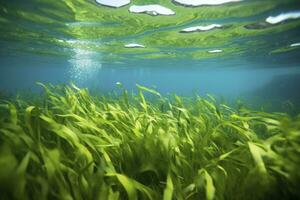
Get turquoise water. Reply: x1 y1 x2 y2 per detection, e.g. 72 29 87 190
1 0 300 109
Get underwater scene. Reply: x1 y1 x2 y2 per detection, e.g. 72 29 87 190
1 0 300 199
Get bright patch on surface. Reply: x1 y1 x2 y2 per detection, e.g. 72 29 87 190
173 0 242 6
266 11 300 24
180 24 222 33
95 0 130 8
290 43 300 47
208 49 223 53
129 5 175 16
69 49 102 82
124 43 145 48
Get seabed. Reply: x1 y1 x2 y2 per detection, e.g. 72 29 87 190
0 84 299 200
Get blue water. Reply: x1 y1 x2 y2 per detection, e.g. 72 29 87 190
1 52 300 98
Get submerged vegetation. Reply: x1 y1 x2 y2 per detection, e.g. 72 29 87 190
0 84 300 200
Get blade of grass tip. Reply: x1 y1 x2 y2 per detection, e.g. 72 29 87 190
8 103 18 125
220 104 235 113
220 122 252 140
218 149 238 161
131 177 156 200
205 171 215 200
36 82 51 94
40 115 79 147
136 85 147 111
25 106 36 136
199 169 215 200
248 142 267 174
183 183 196 196
207 94 216 103
163 172 174 200
114 174 138 200
136 84 161 97
70 82 81 91
174 95 185 110
217 165 228 177
107 172 156 200
202 99 216 112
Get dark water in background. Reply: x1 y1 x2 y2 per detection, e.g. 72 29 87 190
1 0 300 111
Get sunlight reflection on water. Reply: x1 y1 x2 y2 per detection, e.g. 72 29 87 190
69 48 102 82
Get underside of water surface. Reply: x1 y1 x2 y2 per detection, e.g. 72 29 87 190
0 0 300 200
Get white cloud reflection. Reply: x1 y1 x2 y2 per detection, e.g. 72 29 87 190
266 11 300 24
290 42 300 47
173 0 242 6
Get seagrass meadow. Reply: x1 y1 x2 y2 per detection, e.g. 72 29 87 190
0 83 300 200
1 0 300 199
